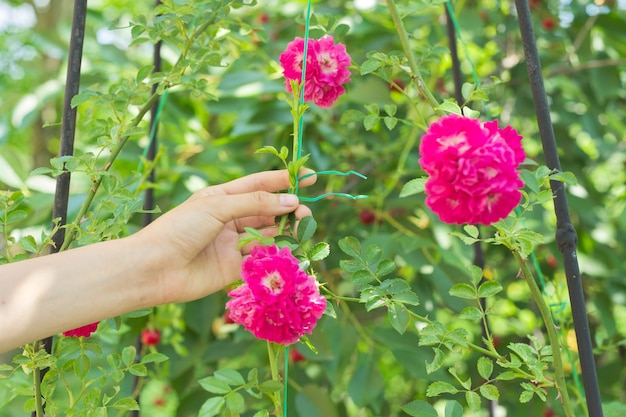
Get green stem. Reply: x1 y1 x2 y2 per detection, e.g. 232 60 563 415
32 342 44 417
385 0 442 113
266 341 283 417
60 91 161 251
513 251 575 417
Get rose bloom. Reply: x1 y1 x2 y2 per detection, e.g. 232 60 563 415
226 244 326 345
279 36 351 108
63 322 99 338
419 115 525 225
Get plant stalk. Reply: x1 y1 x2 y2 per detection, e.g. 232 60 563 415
267 341 283 417
513 251 575 417
385 0 442 113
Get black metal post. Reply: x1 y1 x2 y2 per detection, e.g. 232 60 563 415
132 3 163 415
35 1 88 415
513 1 603 416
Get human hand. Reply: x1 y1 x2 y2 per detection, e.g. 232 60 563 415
133 169 316 305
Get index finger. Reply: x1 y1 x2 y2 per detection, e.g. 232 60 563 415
200 169 317 197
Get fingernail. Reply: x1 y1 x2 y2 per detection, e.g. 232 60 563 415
280 194 299 206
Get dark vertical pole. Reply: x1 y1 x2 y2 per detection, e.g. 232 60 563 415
445 5 495 417
514 1 603 416
35 1 88 415
142 38 162 227
132 3 163 415
50 0 88 253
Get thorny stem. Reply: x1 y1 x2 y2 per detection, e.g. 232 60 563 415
267 341 283 417
513 250 575 417
385 0 442 114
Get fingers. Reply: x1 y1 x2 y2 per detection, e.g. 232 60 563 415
194 169 317 200
204 191 302 225
233 203 313 232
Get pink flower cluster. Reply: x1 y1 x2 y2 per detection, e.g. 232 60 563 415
419 115 525 225
279 36 351 108
226 244 326 345
63 322 99 338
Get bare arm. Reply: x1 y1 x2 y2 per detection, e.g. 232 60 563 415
0 169 314 352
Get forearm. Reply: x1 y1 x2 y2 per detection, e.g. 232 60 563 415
0 236 161 352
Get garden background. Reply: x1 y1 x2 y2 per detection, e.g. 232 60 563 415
1 0 626 416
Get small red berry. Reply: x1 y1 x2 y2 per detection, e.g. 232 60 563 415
359 209 377 225
289 348 306 363
542 408 555 417
389 78 406 93
541 17 557 30
258 13 269 24
141 329 161 346
546 254 558 269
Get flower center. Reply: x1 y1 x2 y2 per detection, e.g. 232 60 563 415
262 271 285 295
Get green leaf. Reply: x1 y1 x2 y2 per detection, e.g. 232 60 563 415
297 216 317 242
255 145 281 156
449 283 476 299
383 104 397 116
111 398 140 410
425 349 444 374
360 59 381 75
18 235 38 253
121 346 136 367
495 371 519 381
519 389 534 403
477 357 493 380
376 259 396 277
226 392 245 412
458 306 483 321
215 368 245 386
310 242 330 261
363 114 379 131
388 304 410 335
426 381 459 396
364 244 383 266
401 400 438 417
73 354 90 379
461 82 475 100
463 225 479 239
199 396 226 417
383 116 398 130
400 178 426 197
353 269 376 285
338 236 361 258
479 384 499 401
549 171 577 186
437 100 462 115
468 265 484 286
259 379 283 393
141 352 169 364
444 400 464 417
477 281 502 298
129 363 147 376
198 376 231 394
465 391 481 411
